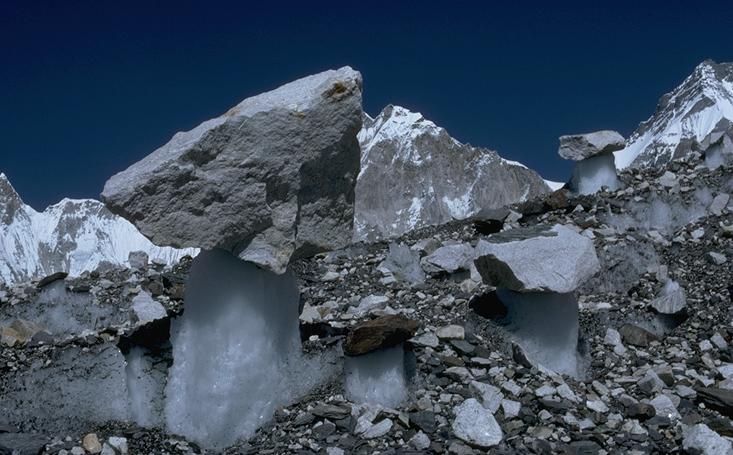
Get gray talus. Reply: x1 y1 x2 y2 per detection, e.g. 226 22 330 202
102 67 363 273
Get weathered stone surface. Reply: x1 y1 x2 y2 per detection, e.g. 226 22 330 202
421 243 475 274
683 423 733 455
451 398 502 448
344 315 419 356
619 323 659 347
474 225 600 293
650 280 687 314
102 67 363 273
558 130 626 161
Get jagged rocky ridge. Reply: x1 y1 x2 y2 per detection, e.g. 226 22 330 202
354 105 551 241
616 60 733 169
0 173 196 286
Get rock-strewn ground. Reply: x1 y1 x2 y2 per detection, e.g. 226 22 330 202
1 153 732 454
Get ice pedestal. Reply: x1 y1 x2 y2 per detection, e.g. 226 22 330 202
495 290 582 378
569 153 621 195
164 249 332 449
344 346 408 408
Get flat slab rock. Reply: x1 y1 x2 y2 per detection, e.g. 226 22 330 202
474 224 600 293
343 315 419 356
558 130 626 161
102 67 363 274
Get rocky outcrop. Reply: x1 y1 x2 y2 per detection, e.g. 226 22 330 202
354 105 550 241
0 174 195 286
474 225 600 293
558 130 625 161
558 131 624 195
102 67 363 274
616 60 733 169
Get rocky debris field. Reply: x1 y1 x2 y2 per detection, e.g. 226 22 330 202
1 153 732 454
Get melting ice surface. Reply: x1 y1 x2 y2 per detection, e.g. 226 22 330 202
0 281 115 336
125 347 166 428
164 249 337 449
570 154 621 195
601 187 713 236
344 346 408 408
496 290 582 378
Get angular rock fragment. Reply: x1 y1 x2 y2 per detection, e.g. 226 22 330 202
344 315 419 356
558 130 626 161
102 67 363 274
452 398 502 448
683 423 733 455
474 225 600 293
650 280 687 314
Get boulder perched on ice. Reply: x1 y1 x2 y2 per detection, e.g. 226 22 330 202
344 315 419 356
558 130 625 161
102 67 363 274
474 225 600 293
558 130 624 195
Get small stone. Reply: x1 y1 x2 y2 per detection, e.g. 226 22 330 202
452 398 503 448
501 399 521 418
107 437 128 454
410 332 439 348
650 394 680 420
470 381 503 412
437 325 465 340
707 252 728 265
586 399 609 413
363 418 392 439
82 433 102 454
409 431 431 450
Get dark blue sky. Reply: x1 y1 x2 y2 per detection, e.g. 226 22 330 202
2 1 732 210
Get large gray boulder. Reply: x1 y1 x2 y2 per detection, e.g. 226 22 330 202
474 225 600 293
558 130 625 161
354 105 550 241
102 67 363 273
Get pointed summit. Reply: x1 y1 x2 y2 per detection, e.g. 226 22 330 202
355 105 550 241
615 60 733 169
0 172 24 223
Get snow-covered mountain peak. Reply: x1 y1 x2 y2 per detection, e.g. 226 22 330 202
354 104 551 241
615 60 733 169
0 174 197 285
358 105 455 159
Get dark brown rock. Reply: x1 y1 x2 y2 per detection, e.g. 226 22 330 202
36 271 68 288
343 315 419 356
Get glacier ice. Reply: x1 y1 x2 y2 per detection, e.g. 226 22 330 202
569 153 621 195
494 290 582 378
601 187 713 236
0 343 130 433
125 346 166 428
344 346 408 408
164 249 338 448
0 281 117 336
